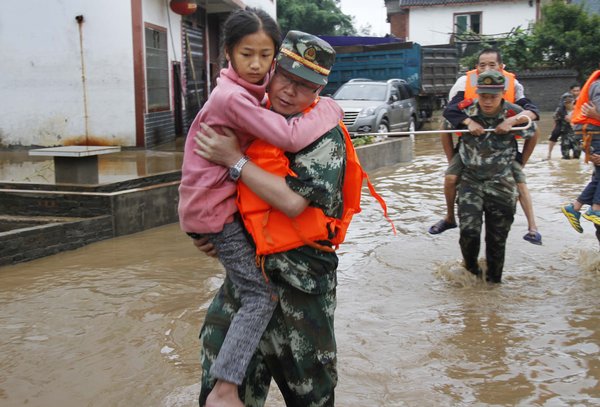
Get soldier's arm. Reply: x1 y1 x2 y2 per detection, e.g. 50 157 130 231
444 98 485 136
194 124 309 218
520 128 538 167
496 109 534 134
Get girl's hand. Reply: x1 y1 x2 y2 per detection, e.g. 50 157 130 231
194 123 243 167
582 102 600 120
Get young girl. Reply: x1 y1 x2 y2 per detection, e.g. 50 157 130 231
178 8 342 407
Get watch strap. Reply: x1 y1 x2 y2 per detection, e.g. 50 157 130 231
229 155 250 181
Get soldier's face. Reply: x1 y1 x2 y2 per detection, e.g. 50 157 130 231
478 93 503 115
268 68 322 116
571 86 581 99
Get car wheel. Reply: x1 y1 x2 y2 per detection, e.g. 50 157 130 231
377 119 389 134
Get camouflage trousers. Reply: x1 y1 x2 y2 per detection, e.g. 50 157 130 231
198 273 337 407
560 132 582 159
457 181 516 283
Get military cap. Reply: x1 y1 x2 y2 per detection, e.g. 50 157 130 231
561 92 574 102
476 70 506 94
276 30 335 86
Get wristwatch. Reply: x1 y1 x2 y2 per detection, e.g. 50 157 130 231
229 155 250 181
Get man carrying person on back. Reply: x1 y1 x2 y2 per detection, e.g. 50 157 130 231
451 70 537 282
429 48 541 245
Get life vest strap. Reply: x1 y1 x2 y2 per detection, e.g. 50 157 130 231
365 177 397 235
291 218 335 252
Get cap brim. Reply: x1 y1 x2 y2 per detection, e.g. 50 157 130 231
476 88 504 95
276 55 328 86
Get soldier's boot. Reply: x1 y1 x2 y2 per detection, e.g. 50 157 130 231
485 266 502 284
465 261 482 278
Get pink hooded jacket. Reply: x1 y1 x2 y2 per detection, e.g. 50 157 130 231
178 65 344 234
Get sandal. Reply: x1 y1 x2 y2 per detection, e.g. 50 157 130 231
523 230 542 245
428 219 457 235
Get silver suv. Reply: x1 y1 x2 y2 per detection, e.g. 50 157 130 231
332 78 419 135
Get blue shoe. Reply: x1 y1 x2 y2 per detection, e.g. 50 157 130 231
561 204 583 233
523 230 542 245
582 208 600 225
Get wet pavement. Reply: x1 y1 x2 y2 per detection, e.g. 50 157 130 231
1 113 600 406
0 138 184 185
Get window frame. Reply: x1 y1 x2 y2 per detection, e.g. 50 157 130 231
453 11 482 36
144 23 170 112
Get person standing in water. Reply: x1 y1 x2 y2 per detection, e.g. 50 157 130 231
178 9 343 407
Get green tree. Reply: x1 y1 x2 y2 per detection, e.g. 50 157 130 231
500 0 600 80
277 0 355 36
497 27 540 73
532 0 600 79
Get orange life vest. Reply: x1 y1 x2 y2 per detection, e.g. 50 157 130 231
571 70 600 162
236 99 396 256
464 68 516 102
572 70 600 127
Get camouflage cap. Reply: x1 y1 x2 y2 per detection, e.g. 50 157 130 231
476 70 506 94
561 92 574 102
275 30 335 86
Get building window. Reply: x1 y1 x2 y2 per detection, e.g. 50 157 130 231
454 12 481 35
145 25 169 111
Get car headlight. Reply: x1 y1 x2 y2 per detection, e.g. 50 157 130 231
358 107 376 117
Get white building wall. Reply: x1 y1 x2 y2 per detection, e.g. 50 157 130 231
0 0 137 147
243 0 277 18
0 0 270 148
408 2 536 45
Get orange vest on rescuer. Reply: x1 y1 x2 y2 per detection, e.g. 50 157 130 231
464 68 516 102
571 69 600 163
571 69 600 128
236 98 396 256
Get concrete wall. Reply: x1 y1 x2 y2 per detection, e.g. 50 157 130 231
0 180 180 266
0 0 138 147
0 216 114 266
406 2 536 46
516 70 579 112
356 137 413 172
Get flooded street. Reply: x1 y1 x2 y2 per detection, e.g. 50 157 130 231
1 113 600 406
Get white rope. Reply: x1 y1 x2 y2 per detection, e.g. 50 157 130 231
353 115 533 137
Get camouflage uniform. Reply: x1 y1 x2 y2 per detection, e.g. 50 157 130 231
552 103 581 159
452 100 536 282
199 124 346 406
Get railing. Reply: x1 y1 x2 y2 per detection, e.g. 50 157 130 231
352 115 533 137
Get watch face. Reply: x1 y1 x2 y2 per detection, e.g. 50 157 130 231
229 167 241 181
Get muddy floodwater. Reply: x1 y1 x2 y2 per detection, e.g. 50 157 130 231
1 114 599 406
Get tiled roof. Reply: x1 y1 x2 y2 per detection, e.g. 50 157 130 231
399 0 513 6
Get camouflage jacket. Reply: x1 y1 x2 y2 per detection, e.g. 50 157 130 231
263 123 346 295
451 100 536 200
553 105 574 137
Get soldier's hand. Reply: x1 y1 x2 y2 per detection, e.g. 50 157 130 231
468 120 485 136
495 119 512 134
590 153 600 166
192 236 217 258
